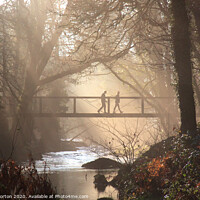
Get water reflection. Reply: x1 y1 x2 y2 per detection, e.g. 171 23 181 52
34 146 119 200
49 170 118 200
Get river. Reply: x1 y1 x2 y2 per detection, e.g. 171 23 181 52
34 145 119 200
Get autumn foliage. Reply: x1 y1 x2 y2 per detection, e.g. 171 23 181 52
0 159 56 199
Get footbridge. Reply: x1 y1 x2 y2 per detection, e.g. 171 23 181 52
27 96 176 118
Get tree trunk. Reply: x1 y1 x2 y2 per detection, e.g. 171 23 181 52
171 0 197 134
190 0 200 42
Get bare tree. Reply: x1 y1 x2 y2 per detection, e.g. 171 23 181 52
86 119 148 165
67 0 199 135
0 0 135 160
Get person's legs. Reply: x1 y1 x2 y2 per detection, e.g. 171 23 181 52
103 103 106 113
118 104 123 113
98 105 103 113
113 104 117 113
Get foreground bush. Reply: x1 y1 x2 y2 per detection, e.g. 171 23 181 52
163 135 200 200
0 159 56 198
114 134 200 200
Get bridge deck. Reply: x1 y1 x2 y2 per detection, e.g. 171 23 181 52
31 113 162 118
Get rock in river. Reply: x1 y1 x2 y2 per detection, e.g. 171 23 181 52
82 157 122 169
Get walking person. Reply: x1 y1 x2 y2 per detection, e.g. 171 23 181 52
113 91 123 113
98 91 107 113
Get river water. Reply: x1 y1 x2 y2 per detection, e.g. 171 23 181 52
35 146 119 200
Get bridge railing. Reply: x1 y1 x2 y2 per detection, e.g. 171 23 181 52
31 96 177 115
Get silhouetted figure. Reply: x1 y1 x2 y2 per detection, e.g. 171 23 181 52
113 91 123 113
98 91 107 113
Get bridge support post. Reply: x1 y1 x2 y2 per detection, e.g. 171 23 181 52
39 98 42 113
73 97 76 113
141 98 144 114
108 97 110 114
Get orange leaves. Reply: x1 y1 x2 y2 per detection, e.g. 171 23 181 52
147 157 163 177
129 153 174 198
147 154 172 177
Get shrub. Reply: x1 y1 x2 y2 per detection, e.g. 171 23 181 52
163 135 200 200
0 159 56 199
117 133 200 200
